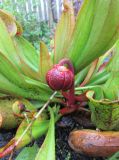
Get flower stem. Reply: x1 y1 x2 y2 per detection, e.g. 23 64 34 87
59 58 74 74
15 91 57 147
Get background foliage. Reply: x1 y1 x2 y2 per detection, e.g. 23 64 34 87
0 0 82 50
0 0 55 50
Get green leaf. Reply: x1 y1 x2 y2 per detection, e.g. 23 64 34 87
103 73 119 100
35 107 55 160
0 51 26 87
0 73 28 97
87 90 119 130
15 120 49 149
103 41 119 100
0 50 54 101
75 65 90 86
107 151 119 160
0 14 40 81
13 36 40 81
0 116 49 156
0 17 19 65
24 77 56 102
14 36 38 71
16 144 38 160
39 42 53 82
95 49 112 72
0 72 53 101
66 0 119 73
76 85 104 100
87 69 110 86
54 0 75 63
107 42 119 73
0 9 17 36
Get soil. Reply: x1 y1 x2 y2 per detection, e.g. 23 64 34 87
0 129 20 160
0 111 105 160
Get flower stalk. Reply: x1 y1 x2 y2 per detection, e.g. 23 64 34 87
46 58 88 115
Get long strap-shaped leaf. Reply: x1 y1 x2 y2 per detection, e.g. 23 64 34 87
13 36 40 80
66 0 119 73
0 73 53 102
0 51 53 101
0 9 23 36
35 108 55 160
0 73 33 97
15 144 39 160
0 51 27 88
0 17 20 66
14 36 38 71
39 42 53 82
103 41 119 100
54 0 75 63
0 9 39 79
0 9 17 36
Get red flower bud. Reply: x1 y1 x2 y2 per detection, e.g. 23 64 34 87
46 64 74 91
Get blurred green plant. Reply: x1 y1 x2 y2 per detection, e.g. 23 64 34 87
107 151 119 160
0 0 54 50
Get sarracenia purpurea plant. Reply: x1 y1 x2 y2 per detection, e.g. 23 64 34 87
0 0 119 159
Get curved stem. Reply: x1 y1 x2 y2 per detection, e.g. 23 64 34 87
59 58 74 74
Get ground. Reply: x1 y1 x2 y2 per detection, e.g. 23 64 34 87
0 111 104 160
